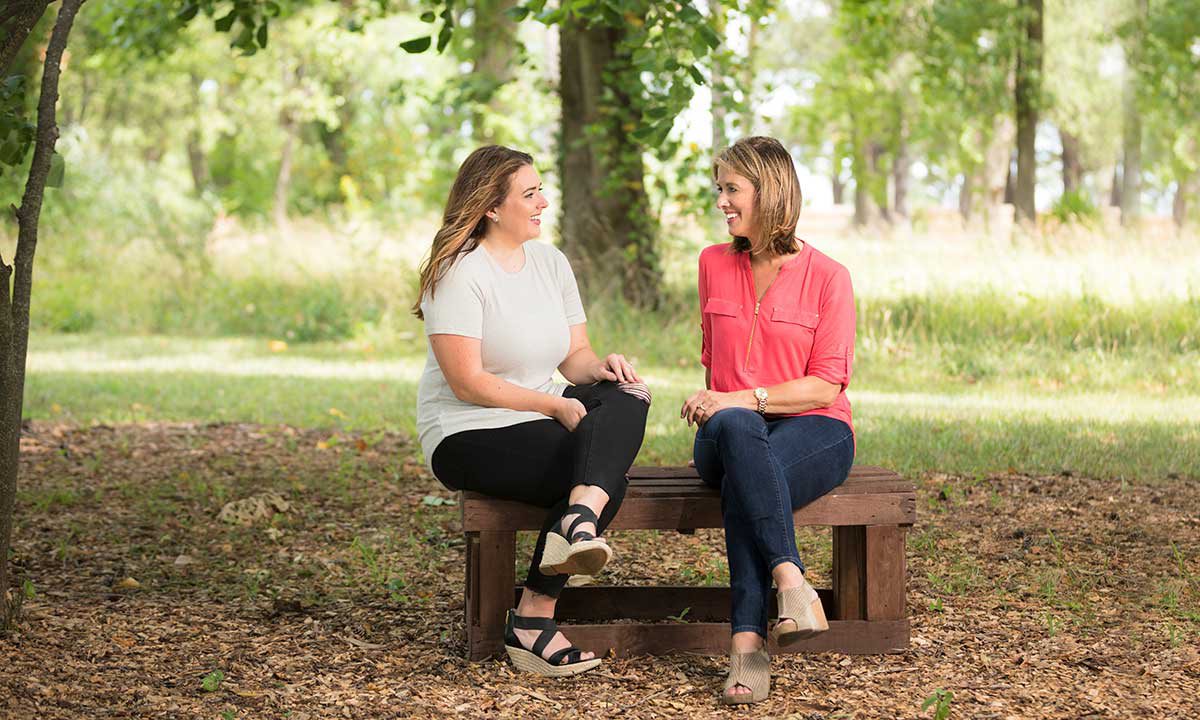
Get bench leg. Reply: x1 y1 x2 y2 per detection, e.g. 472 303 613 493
865 525 907 621
833 525 907 622
464 530 516 660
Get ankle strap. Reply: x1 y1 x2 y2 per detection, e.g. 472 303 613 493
564 503 599 542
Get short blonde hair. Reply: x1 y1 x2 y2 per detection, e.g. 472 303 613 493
713 136 802 256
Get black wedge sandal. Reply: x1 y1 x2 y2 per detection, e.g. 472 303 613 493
504 611 602 677
538 503 612 576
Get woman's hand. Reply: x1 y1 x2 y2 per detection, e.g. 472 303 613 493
680 389 750 427
592 353 641 384
551 396 588 431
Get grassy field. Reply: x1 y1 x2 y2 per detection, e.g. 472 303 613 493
25 330 1200 482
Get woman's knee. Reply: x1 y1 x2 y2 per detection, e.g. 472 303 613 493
698 407 760 442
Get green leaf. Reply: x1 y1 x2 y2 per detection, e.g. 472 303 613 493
698 24 721 49
679 4 702 23
436 25 453 53
420 11 436 23
686 64 705 85
256 22 268 49
400 36 432 53
46 152 64 189
214 11 236 33
176 3 200 23
504 6 530 21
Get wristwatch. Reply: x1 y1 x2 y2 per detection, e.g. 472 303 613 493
753 387 768 415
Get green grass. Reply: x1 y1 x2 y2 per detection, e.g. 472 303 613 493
25 333 1200 482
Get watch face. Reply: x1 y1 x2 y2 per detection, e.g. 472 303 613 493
755 388 767 401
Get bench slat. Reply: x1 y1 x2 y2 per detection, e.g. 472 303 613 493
464 489 916 530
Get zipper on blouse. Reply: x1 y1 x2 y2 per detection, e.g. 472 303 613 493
744 300 760 371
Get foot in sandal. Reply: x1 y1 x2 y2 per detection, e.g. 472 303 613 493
538 503 612 576
772 574 829 645
721 635 770 705
504 611 601 677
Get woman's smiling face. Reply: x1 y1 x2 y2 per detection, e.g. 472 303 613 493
492 164 548 241
715 167 757 240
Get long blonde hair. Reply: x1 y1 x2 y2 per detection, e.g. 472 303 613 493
412 145 534 319
713 136 803 256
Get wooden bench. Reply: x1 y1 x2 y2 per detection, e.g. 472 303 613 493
461 465 915 660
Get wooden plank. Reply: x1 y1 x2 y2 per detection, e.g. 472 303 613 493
865 525 907 621
465 533 479 641
626 465 906 488
556 619 910 657
464 491 916 532
469 531 516 661
833 526 865 621
512 585 837 623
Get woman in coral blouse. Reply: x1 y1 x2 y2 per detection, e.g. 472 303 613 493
680 136 856 705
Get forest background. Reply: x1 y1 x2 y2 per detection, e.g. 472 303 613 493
0 1 1197 716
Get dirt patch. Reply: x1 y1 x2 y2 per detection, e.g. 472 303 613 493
2 422 1198 718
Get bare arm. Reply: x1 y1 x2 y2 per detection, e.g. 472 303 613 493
682 375 841 426
430 333 564 416
558 323 641 385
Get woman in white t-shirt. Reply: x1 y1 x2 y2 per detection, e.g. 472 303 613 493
414 145 649 677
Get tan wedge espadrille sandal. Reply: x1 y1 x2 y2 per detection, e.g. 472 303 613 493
503 611 601 677
538 503 612 576
772 577 829 646
720 647 770 705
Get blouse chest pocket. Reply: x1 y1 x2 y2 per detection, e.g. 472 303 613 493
771 306 819 329
703 298 740 317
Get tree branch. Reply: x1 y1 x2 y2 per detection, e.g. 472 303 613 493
0 0 52 78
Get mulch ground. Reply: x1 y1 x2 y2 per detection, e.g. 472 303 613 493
1 422 1197 719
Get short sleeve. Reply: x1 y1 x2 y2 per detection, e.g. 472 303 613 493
421 260 484 338
806 267 855 388
698 252 712 368
555 248 587 325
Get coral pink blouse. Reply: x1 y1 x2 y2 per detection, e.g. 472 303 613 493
698 241 855 432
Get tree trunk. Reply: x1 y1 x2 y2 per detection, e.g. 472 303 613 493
1014 0 1043 223
0 1 52 78
186 129 209 196
1003 156 1016 205
1109 163 1122 207
1060 129 1083 194
869 141 890 223
710 6 727 152
831 171 845 205
1119 2 1146 227
1174 172 1195 229
959 172 974 221
850 122 875 227
1 0 85 630
274 111 297 227
893 121 910 219
470 0 518 144
559 19 657 306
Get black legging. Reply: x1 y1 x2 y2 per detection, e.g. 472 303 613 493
431 381 649 598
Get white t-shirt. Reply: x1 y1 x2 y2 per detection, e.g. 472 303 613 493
417 240 587 469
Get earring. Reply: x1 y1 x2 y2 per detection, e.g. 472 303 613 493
490 215 499 223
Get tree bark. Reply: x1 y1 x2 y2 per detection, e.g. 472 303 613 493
959 171 974 221
892 117 910 219
470 0 518 144
1174 172 1195 229
1014 0 1043 223
274 110 297 227
0 1 51 79
1 0 86 629
1119 2 1145 227
186 129 210 196
1109 163 1122 207
1060 129 1083 194
559 18 657 306
831 171 845 205
710 6 727 152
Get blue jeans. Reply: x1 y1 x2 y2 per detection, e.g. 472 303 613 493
694 409 855 638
